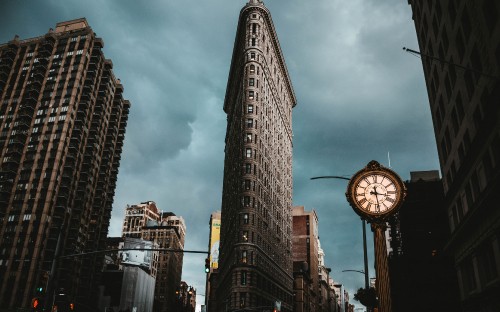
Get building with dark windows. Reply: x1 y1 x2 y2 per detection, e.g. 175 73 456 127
407 1 500 310
216 0 297 311
122 201 186 312
388 171 460 312
0 18 130 310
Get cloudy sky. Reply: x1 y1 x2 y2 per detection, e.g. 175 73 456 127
1 0 440 310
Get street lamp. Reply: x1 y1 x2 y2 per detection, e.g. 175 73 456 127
342 269 365 275
310 176 370 291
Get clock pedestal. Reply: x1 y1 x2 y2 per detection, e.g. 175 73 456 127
346 160 406 312
372 222 392 312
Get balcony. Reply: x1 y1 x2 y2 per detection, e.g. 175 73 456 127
71 126 82 137
22 94 38 106
67 143 79 154
0 62 10 72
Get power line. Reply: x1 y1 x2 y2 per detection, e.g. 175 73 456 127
60 248 208 259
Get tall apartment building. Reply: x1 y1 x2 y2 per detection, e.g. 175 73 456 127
217 0 297 311
292 206 319 312
0 18 130 310
407 1 500 310
122 202 186 312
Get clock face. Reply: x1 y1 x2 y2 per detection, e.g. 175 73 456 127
353 173 398 214
346 161 406 220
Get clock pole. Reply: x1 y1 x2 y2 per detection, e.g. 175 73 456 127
372 221 392 312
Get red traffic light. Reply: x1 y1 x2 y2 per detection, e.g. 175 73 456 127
32 298 40 308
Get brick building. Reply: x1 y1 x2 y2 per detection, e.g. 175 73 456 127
292 206 319 312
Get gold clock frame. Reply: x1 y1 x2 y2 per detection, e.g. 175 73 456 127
346 160 407 222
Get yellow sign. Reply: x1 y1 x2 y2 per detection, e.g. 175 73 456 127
209 219 221 269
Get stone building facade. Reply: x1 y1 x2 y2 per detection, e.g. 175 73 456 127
216 0 297 311
0 18 130 310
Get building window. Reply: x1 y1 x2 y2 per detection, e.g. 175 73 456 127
241 251 247 263
246 133 252 143
249 78 255 86
245 163 251 174
242 231 248 243
249 91 254 99
250 52 255 60
250 65 255 73
247 105 253 114
241 271 247 285
251 38 256 46
478 242 498 284
245 148 252 158
244 196 250 206
461 257 477 294
247 119 253 128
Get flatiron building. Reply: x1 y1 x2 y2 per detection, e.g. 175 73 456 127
217 1 297 311
0 18 130 310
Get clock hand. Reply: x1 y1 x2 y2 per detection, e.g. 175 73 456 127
374 186 381 211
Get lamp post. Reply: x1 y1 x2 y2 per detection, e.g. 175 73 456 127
342 270 372 312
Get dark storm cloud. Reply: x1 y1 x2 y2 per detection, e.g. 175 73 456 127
1 0 440 310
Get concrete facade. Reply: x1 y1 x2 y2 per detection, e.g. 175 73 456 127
0 18 130 310
217 0 297 311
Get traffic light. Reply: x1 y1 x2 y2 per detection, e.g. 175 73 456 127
31 297 40 310
205 258 210 273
